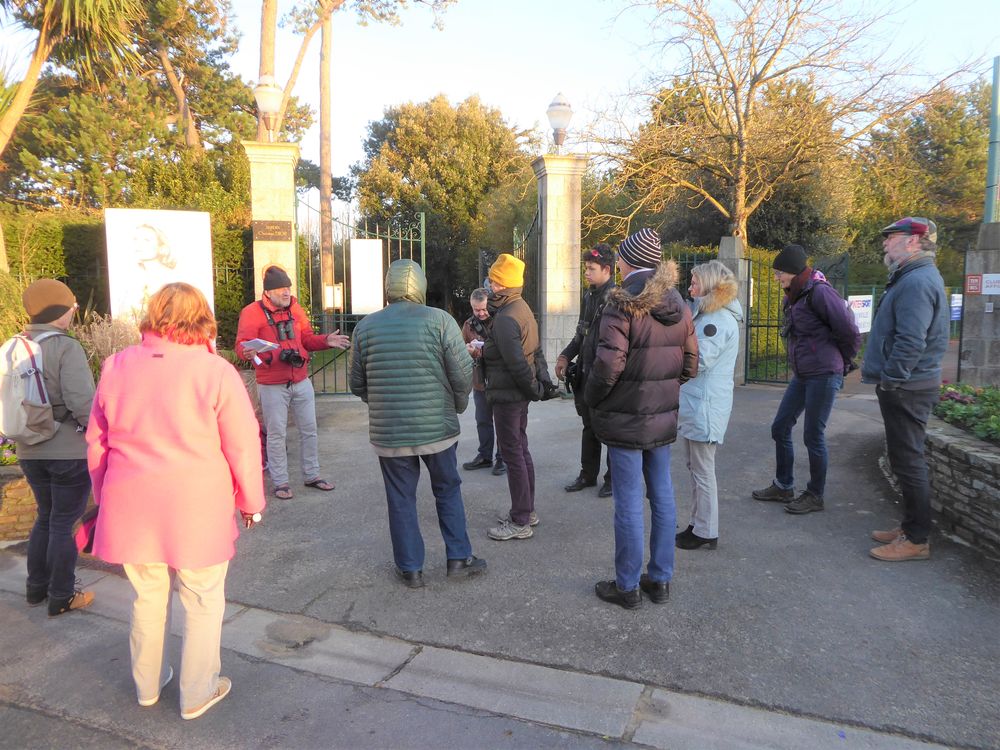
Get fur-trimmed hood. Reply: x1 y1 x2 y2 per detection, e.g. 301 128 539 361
694 277 743 322
608 260 681 323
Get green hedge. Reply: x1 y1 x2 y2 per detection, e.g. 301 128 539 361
1 206 254 347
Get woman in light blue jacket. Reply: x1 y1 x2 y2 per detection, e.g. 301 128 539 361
676 260 743 550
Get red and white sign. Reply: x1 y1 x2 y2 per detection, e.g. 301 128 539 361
965 275 982 294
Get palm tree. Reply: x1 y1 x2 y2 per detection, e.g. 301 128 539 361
0 0 145 158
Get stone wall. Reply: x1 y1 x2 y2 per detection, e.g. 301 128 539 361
924 417 1000 558
0 466 35 542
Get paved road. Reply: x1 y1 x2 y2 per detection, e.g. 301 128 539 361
1 381 997 749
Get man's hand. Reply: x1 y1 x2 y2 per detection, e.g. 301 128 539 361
326 329 350 349
555 355 569 381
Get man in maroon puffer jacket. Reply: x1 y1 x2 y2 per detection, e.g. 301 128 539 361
585 228 698 609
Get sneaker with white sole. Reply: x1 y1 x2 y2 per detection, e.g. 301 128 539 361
138 666 174 707
496 510 539 527
487 518 533 541
181 676 231 720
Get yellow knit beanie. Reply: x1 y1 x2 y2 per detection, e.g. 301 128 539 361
488 253 525 289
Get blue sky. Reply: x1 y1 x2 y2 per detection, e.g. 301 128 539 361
1 0 997 177
224 0 999 176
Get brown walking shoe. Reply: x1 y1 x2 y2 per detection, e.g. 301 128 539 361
869 535 929 562
48 589 94 617
871 527 903 544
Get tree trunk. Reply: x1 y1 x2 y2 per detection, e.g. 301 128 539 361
0 22 57 159
319 14 335 314
0 217 8 274
257 0 278 141
156 47 201 150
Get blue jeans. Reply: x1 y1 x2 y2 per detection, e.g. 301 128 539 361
377 444 473 572
21 458 91 600
770 374 843 498
472 389 499 462
608 445 676 592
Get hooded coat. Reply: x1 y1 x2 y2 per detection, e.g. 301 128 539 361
584 261 698 449
350 260 473 450
678 277 743 444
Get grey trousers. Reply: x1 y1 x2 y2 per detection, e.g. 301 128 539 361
683 438 719 538
258 379 321 487
123 561 229 712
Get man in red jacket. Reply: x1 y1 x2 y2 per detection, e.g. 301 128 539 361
236 265 349 500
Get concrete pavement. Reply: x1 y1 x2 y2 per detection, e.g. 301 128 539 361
1 382 997 749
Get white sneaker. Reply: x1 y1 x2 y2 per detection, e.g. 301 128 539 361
181 676 232 720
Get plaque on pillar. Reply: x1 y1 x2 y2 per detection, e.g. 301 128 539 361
252 220 293 241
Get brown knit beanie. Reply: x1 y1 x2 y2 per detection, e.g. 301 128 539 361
22 279 77 324
263 265 292 291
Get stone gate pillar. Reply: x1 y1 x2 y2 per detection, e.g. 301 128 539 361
531 154 589 369
719 236 748 386
961 223 1000 385
242 141 300 299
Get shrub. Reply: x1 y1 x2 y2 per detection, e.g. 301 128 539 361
0 269 28 341
73 312 141 380
936 384 1000 447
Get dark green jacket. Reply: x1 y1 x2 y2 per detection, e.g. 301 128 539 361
350 260 473 448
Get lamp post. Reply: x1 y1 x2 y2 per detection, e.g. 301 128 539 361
546 93 573 155
253 75 284 143
533 94 587 368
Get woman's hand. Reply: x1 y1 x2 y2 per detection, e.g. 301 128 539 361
240 510 262 529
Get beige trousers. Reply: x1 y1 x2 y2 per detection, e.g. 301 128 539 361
123 561 229 711
683 438 719 538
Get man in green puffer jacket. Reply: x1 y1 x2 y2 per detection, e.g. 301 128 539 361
350 260 486 588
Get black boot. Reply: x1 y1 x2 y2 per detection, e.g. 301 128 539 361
594 580 641 609
564 475 597 492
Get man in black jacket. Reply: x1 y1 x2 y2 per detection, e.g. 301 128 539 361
556 243 616 498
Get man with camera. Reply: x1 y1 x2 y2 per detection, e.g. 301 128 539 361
555 243 616 499
461 287 505 476
237 265 349 500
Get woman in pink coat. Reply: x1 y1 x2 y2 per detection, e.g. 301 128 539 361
87 283 265 721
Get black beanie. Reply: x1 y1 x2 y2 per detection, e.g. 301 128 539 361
263 265 292 291
772 244 807 275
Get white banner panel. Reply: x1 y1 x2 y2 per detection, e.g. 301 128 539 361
848 295 873 334
350 238 384 314
105 208 214 319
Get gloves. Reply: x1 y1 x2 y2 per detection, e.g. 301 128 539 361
555 355 569 381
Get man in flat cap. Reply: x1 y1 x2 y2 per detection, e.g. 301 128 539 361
236 265 349 500
862 217 948 562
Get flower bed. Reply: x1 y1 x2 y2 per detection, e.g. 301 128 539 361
936 384 1000 447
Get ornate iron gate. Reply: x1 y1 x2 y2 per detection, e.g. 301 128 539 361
296 200 425 394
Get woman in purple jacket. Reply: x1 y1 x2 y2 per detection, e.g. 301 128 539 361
752 245 861 514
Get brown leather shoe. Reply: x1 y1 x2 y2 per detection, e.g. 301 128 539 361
871 527 903 544
48 589 94 617
869 535 929 562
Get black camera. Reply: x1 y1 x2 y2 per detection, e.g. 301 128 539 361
278 348 306 368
